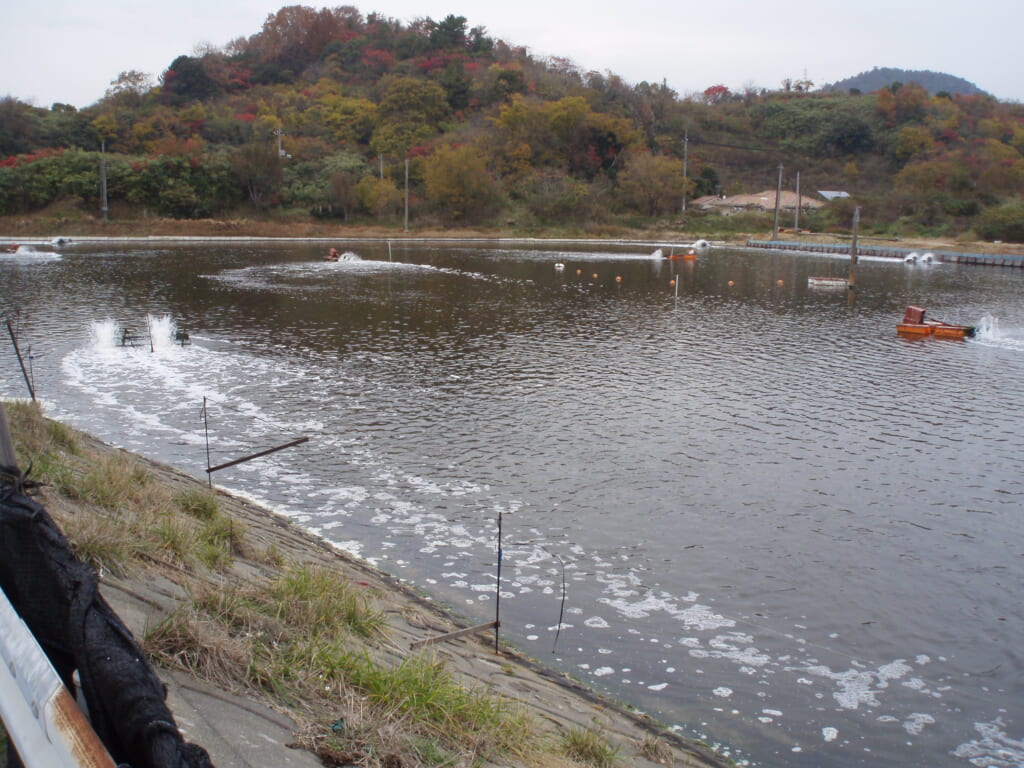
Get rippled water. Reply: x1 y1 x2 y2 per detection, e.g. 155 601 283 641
3 241 1023 768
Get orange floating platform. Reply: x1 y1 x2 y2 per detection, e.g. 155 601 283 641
897 306 975 339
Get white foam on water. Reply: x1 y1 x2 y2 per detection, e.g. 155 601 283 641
822 727 839 742
798 659 914 710
902 713 935 735
1 245 62 262
953 717 1024 767
974 314 1024 351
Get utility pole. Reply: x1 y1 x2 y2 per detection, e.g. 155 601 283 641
681 129 689 213
100 138 109 222
274 128 287 158
404 158 410 232
794 171 801 232
771 164 783 240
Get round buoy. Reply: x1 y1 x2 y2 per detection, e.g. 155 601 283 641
727 280 735 287
777 279 784 286
669 279 676 287
576 268 582 276
593 273 599 279
615 275 622 283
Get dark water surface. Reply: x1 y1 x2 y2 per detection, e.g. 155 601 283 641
3 240 1023 768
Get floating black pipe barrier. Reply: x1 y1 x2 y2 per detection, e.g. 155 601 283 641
746 239 1024 268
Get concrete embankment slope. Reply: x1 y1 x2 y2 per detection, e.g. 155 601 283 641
71 434 733 768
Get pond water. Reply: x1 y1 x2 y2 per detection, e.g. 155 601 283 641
2 240 1023 768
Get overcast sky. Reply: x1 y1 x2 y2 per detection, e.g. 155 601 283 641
3 0 1021 109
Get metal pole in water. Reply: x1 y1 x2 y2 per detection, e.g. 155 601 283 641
202 397 212 487
494 510 503 653
848 207 860 308
5 318 36 401
388 240 392 262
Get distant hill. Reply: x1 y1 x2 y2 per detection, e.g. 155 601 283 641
823 67 987 96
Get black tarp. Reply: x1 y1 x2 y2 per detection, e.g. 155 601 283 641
0 463 213 768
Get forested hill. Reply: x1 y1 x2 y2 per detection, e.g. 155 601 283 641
2 5 1024 242
825 67 987 97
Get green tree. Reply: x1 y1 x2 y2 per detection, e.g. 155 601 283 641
894 125 934 163
429 15 467 50
371 76 449 156
104 70 154 107
975 200 1024 242
161 56 218 104
616 151 687 216
329 170 361 220
511 170 588 223
317 95 378 145
231 142 282 214
355 175 402 218
422 143 503 224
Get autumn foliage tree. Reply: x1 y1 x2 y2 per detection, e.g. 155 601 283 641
422 143 503 224
616 151 688 216
2 5 1023 236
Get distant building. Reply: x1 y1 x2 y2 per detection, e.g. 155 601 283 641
694 190 825 216
818 190 851 201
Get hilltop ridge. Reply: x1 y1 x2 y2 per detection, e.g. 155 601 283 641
823 66 987 96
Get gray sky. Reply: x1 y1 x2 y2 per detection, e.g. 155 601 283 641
3 0 1020 109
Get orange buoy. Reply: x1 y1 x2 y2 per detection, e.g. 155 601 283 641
593 273 599 279
576 268 583 276
727 280 735 287
669 279 676 287
777 279 784 286
615 275 622 283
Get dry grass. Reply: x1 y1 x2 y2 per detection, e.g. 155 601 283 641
562 726 621 768
5 401 250 575
144 568 532 767
637 733 674 764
